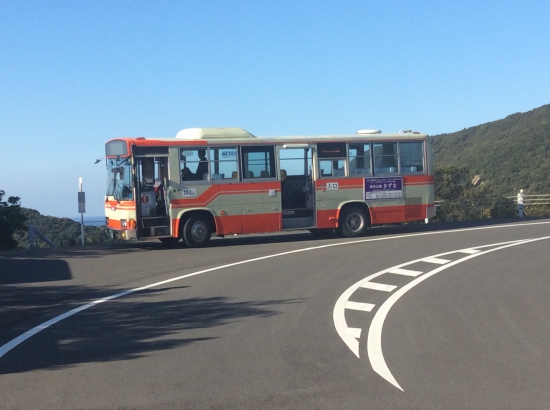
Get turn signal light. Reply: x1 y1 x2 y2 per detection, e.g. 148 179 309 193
128 219 137 229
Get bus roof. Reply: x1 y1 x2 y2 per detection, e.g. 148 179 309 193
172 128 428 142
108 128 428 147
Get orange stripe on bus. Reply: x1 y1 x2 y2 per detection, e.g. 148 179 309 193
171 183 281 207
403 175 434 184
105 200 136 210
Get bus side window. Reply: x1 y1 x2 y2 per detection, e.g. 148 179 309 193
318 142 347 178
399 141 424 173
180 148 208 182
349 142 372 176
241 145 275 179
373 142 398 174
209 146 238 180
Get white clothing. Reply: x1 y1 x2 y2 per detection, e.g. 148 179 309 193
517 192 524 205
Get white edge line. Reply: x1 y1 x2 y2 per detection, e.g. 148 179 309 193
367 235 550 391
2 221 549 360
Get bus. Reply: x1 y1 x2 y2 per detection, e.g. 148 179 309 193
104 127 435 247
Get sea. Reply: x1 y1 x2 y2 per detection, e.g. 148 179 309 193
71 216 105 227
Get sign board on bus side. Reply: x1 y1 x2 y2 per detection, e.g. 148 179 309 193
364 177 403 200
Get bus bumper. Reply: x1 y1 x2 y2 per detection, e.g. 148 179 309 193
108 228 137 241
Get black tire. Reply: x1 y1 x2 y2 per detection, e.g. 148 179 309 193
339 205 369 238
159 237 180 247
182 214 212 248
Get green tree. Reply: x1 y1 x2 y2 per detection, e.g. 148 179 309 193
434 165 470 201
0 190 27 250
433 166 517 222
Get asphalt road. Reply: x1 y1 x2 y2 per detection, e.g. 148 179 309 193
1 219 550 409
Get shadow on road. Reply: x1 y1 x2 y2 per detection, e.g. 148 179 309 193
0 283 304 375
0 259 72 284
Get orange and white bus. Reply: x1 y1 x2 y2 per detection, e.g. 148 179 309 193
105 127 435 247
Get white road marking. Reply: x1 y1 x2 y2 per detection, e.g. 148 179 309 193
346 301 375 312
420 257 450 264
387 268 423 277
458 249 481 254
334 236 550 392
1 221 550 361
360 282 397 292
348 328 362 339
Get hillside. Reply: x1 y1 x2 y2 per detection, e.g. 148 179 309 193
431 104 550 196
13 208 111 249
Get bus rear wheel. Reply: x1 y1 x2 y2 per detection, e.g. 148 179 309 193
183 214 212 248
339 205 369 238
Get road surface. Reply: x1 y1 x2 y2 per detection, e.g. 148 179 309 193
1 220 549 409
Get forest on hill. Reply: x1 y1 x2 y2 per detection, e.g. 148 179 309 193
431 104 550 196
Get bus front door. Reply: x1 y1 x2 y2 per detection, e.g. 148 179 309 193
278 147 315 230
135 156 171 238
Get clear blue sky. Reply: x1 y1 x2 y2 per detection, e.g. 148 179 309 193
1 0 549 218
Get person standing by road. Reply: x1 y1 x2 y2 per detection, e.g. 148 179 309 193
517 189 525 218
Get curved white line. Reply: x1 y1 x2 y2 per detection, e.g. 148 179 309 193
1 221 549 360
367 236 550 391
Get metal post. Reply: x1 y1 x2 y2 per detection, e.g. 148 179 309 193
78 178 86 245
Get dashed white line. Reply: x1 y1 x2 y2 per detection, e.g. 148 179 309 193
420 256 450 265
458 248 481 254
346 301 376 312
348 328 362 339
360 282 397 292
387 267 424 277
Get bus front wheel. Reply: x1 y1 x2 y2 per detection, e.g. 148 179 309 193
339 205 369 238
183 215 212 248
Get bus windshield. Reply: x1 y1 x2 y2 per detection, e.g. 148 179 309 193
106 158 133 200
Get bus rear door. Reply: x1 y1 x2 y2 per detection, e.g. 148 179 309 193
278 146 314 230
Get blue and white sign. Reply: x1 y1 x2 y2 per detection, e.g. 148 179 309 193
364 177 403 200
221 150 237 158
182 188 197 197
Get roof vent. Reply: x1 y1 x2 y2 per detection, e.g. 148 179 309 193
357 129 381 134
175 127 256 139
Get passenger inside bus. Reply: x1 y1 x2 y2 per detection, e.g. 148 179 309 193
280 169 292 208
195 149 208 180
181 167 193 181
